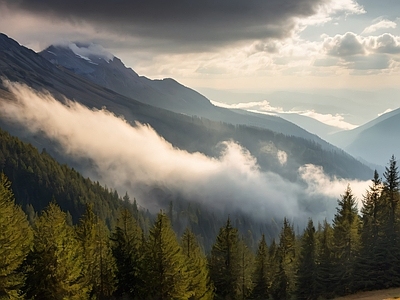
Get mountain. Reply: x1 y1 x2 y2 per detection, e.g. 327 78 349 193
39 43 340 147
0 33 371 183
329 108 400 167
277 113 341 140
40 43 214 117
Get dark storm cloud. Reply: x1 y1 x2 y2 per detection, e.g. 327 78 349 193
3 0 329 49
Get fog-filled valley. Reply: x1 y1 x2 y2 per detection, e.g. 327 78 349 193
1 1 400 295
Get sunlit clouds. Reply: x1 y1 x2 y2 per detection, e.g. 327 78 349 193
211 100 357 130
1 0 400 92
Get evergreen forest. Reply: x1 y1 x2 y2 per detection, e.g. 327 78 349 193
2 127 400 299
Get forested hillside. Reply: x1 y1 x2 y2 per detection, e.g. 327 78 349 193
2 155 400 299
0 127 281 250
0 127 147 228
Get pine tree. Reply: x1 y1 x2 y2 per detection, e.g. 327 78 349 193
383 155 400 227
356 170 386 290
0 173 33 299
110 207 143 299
270 218 296 300
238 239 255 299
22 202 88 299
76 204 116 299
251 234 270 300
315 220 335 299
181 228 214 300
209 217 241 300
297 219 317 300
378 156 400 287
331 185 360 296
143 212 190 300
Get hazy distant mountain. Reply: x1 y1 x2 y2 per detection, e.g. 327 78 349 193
277 113 341 140
329 109 400 167
199 87 400 127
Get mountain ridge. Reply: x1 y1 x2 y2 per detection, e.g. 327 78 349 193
39 41 343 150
0 33 372 182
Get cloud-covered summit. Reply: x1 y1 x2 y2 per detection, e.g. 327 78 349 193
67 43 114 62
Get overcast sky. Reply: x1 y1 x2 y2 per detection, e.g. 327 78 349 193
1 0 400 92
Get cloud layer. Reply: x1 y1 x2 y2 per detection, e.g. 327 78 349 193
211 99 357 130
0 81 370 223
0 0 364 53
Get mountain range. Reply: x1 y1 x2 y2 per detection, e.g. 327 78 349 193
329 108 400 167
0 33 380 226
38 42 341 146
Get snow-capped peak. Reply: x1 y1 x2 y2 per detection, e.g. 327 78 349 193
68 43 114 63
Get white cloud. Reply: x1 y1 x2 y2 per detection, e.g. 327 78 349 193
301 110 357 130
378 108 394 116
0 81 371 222
299 164 369 209
362 19 397 34
277 150 288 165
211 100 357 130
323 32 365 57
297 0 365 27
68 43 114 62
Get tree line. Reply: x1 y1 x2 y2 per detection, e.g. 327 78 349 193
1 155 400 299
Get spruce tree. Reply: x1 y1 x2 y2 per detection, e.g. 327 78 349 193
238 239 255 299
331 185 360 296
315 220 335 299
0 173 33 299
379 155 400 287
357 170 386 290
209 217 241 300
110 207 143 299
22 202 88 299
297 219 317 300
181 228 214 300
251 234 270 300
270 218 296 300
76 204 116 299
143 212 190 300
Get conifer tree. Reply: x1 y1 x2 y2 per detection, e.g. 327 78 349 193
238 239 255 299
270 218 296 300
251 234 270 299
0 173 33 299
379 156 400 287
357 170 386 290
315 220 335 298
143 212 190 300
331 185 360 296
181 228 214 300
23 202 88 299
209 217 241 299
297 219 317 300
76 204 116 299
383 155 400 227
110 207 143 299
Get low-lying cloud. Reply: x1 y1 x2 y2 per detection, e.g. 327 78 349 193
211 99 357 130
0 81 370 223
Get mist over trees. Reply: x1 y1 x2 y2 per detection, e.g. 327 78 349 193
2 122 400 299
2 153 400 299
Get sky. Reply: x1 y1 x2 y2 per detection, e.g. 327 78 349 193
1 0 400 94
